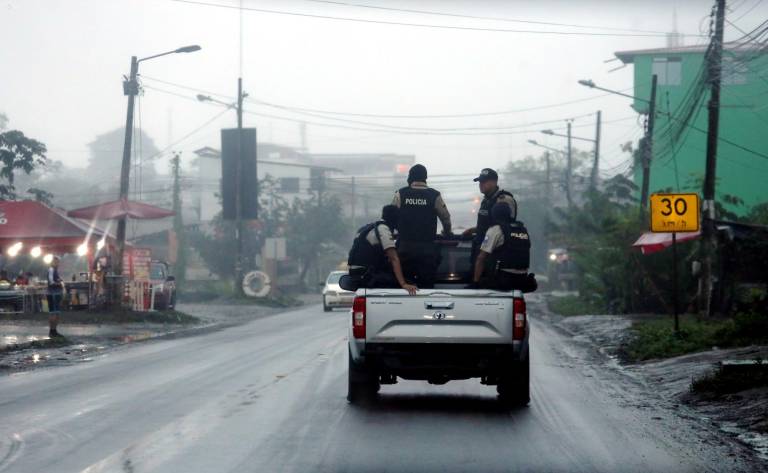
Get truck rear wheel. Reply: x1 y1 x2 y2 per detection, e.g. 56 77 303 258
347 348 379 404
498 356 530 407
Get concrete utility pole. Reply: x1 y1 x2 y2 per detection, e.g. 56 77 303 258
545 151 552 202
640 74 658 219
701 0 726 317
566 121 573 208
590 111 601 190
114 45 200 298
350 176 356 232
115 56 139 282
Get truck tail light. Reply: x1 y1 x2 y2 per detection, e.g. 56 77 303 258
352 296 366 339
513 298 526 340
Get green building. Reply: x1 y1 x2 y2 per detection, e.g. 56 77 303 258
616 43 768 215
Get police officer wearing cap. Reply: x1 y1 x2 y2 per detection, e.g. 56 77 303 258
347 205 418 295
471 202 537 292
392 164 452 289
463 168 517 264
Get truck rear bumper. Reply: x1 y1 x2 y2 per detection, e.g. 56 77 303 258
362 342 524 382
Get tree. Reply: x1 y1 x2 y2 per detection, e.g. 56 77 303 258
285 194 347 287
0 127 48 200
87 127 160 189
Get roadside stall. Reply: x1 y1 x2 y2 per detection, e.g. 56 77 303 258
0 200 117 313
67 198 175 311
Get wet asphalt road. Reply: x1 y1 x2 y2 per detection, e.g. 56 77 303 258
0 299 761 473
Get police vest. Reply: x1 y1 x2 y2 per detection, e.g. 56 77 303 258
397 186 439 242
348 221 387 270
487 222 531 273
475 188 515 244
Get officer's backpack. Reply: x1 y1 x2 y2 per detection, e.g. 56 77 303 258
493 221 531 272
348 221 386 270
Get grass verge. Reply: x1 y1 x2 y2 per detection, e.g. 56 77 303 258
547 294 604 316
691 363 768 396
621 312 768 362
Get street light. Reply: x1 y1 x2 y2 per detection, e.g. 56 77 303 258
114 45 202 301
579 76 658 216
578 78 649 103
541 129 596 144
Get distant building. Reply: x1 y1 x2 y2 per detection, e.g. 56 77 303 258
615 43 768 214
192 145 338 223
311 153 415 225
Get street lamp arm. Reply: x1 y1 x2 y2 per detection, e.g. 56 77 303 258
540 130 596 143
139 45 202 63
577 79 650 103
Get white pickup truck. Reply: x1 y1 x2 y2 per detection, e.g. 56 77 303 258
347 236 530 407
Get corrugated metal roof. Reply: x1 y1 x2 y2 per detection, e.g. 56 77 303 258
615 42 764 63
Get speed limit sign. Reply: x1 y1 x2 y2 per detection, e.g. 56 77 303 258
650 193 700 233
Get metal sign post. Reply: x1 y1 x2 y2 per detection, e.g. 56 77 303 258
650 193 701 335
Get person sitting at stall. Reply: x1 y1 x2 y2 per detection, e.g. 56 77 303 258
469 202 537 292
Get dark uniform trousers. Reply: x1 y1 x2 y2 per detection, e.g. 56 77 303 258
397 240 438 289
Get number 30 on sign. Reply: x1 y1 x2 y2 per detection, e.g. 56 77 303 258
650 193 700 233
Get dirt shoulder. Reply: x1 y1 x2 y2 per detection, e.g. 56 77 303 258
539 293 768 462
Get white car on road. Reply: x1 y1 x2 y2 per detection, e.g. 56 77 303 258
322 270 355 312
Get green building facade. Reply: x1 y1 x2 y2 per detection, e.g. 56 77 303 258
616 44 768 215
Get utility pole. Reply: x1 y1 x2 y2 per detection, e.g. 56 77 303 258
566 121 573 208
171 152 187 285
545 151 552 203
350 176 356 232
591 110 601 190
701 0 726 317
234 77 245 296
640 74 658 219
115 56 139 284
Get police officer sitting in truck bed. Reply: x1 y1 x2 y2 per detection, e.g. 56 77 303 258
470 202 537 293
347 205 418 295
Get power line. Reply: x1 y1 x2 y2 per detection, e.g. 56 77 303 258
299 0 682 35
170 0 682 37
142 73 639 119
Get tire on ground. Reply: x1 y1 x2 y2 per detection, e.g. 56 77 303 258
497 356 530 407
347 348 379 404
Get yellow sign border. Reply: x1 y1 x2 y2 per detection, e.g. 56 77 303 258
649 193 700 233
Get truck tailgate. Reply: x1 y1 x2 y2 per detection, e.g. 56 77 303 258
363 289 518 344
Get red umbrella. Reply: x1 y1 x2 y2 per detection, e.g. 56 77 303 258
632 231 701 255
67 198 174 220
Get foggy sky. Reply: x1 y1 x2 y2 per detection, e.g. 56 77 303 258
2 0 765 186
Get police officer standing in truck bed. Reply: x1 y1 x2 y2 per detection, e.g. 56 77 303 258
463 168 517 265
392 164 452 289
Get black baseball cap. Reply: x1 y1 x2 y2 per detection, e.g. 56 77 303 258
473 168 498 182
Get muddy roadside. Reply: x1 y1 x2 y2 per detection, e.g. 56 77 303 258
537 294 768 461
0 293 321 374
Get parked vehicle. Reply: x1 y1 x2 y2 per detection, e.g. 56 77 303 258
150 261 176 310
347 236 530 407
322 270 354 312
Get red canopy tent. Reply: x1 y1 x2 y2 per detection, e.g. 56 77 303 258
67 198 174 220
632 231 701 255
0 200 115 255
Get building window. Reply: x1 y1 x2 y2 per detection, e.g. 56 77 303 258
279 177 300 193
722 55 748 85
652 57 682 86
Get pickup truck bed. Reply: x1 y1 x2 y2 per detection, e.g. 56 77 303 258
346 238 530 407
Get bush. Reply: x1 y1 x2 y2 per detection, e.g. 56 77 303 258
547 294 604 316
622 312 768 362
